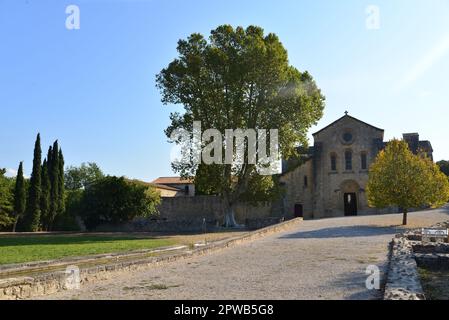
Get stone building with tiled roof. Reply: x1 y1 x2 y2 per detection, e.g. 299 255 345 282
151 177 195 197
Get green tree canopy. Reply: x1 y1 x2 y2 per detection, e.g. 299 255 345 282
40 142 66 230
40 159 51 230
156 25 325 226
65 162 104 190
22 133 42 231
0 169 14 229
58 149 65 216
80 176 160 230
13 162 27 232
48 141 60 229
367 139 449 225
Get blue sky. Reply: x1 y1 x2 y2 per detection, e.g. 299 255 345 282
1 0 449 181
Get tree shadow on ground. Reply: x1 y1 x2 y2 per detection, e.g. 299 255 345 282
279 225 403 240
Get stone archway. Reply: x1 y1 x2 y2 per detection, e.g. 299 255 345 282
339 180 360 216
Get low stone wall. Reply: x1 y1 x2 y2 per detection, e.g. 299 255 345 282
384 222 449 300
157 196 274 224
96 216 287 233
384 236 425 300
245 217 285 230
95 196 277 232
96 218 221 233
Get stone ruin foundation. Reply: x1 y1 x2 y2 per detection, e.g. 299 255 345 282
384 222 449 300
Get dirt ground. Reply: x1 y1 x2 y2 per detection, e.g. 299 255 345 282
39 207 449 300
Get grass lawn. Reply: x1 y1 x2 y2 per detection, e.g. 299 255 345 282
419 267 449 300
0 234 177 265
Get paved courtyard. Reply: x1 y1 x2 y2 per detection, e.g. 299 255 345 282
41 207 449 300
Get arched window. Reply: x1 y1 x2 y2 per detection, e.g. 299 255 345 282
304 176 308 188
361 152 367 170
345 150 352 171
330 153 337 171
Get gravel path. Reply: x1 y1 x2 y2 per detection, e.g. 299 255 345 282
40 207 449 300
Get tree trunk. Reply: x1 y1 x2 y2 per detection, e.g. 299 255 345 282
223 203 238 228
12 217 19 232
402 210 408 226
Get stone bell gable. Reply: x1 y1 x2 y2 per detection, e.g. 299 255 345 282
280 112 433 220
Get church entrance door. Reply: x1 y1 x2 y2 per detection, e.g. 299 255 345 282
344 193 357 216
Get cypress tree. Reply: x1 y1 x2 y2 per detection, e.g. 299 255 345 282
23 133 42 231
46 146 53 175
12 162 26 232
45 146 53 229
48 140 60 230
58 148 65 216
40 159 51 231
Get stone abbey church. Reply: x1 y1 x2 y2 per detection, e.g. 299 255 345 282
280 113 433 220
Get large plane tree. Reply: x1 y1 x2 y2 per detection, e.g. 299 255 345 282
157 25 325 226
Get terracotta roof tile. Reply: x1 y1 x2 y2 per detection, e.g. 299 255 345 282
151 177 194 184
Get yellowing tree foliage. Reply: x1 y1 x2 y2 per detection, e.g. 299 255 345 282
367 139 449 225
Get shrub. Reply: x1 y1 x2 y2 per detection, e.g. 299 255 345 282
0 169 14 230
80 176 160 230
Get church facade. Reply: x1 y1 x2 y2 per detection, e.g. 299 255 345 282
280 113 433 220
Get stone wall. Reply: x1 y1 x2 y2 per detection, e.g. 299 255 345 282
384 222 449 300
156 196 274 223
280 159 314 219
384 236 425 300
245 217 285 230
157 196 221 221
96 218 220 233
95 196 278 232
154 187 183 197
